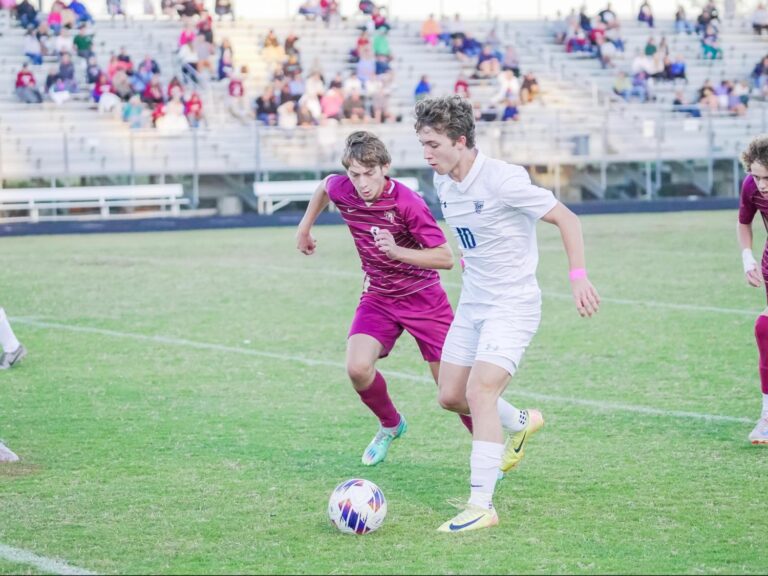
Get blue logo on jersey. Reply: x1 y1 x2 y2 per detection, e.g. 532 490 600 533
473 201 484 214
456 227 476 249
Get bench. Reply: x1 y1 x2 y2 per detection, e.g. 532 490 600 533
253 177 420 215
0 184 188 223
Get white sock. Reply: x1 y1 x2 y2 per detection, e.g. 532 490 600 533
468 440 503 509
0 308 20 353
762 394 768 416
497 398 527 432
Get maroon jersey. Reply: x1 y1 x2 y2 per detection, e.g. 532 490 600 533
739 174 768 293
326 175 447 297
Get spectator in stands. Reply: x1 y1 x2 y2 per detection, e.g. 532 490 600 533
179 22 196 47
218 38 234 81
454 72 470 98
630 71 650 102
578 6 592 32
298 0 320 20
698 79 719 111
356 46 375 86
157 92 189 133
754 4 768 35
414 74 431 102
566 28 589 54
255 85 279 125
215 0 234 21
23 27 42 65
122 94 145 128
184 90 206 127
193 32 215 80
227 66 251 123
136 54 161 82
276 99 298 129
85 55 101 84
107 0 125 19
141 74 165 106
36 22 53 58
500 45 520 76
493 68 519 103
320 85 343 121
178 40 199 84
730 80 750 115
752 55 768 91
15 63 43 103
475 44 502 79
47 1 63 34
665 54 687 82
598 3 619 29
73 24 93 60
613 70 632 100
371 6 390 31
672 89 701 117
111 68 133 100
696 5 718 35
358 0 374 15
116 46 133 71
675 5 694 34
58 53 77 91
644 36 657 57
48 75 72 105
501 97 520 121
67 0 93 25
701 24 722 59
342 88 367 122
16 0 37 28
421 13 440 46
197 9 214 43
638 1 654 28
595 35 617 68
167 75 183 98
520 72 540 104
54 26 74 56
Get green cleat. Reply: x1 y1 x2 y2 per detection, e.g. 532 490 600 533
361 415 407 466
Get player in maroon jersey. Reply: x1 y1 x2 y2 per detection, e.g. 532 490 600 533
738 135 768 444
295 130 471 465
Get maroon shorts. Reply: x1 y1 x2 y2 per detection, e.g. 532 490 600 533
348 283 454 362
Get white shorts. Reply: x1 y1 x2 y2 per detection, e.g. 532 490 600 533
441 299 541 376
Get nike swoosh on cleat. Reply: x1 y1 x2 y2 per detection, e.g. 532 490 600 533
513 431 527 453
470 484 483 488
449 515 484 531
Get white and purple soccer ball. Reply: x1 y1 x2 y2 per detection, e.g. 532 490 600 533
328 478 387 535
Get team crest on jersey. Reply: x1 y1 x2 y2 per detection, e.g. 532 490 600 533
473 201 485 214
384 211 395 223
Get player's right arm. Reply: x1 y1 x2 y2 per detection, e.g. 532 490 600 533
737 221 762 287
296 176 333 255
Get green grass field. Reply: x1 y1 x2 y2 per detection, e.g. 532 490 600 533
1 210 767 575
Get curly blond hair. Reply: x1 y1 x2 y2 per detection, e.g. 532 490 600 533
741 135 768 172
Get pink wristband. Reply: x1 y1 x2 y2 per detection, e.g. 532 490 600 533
569 268 587 281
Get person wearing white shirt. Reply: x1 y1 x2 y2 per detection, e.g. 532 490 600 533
414 95 600 533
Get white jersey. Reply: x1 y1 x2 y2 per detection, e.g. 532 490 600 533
434 151 558 306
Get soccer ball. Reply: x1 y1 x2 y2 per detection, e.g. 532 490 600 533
327 478 387 535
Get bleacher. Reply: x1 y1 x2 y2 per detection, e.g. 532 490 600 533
0 5 766 206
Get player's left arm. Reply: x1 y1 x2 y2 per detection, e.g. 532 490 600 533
541 201 601 317
373 228 454 270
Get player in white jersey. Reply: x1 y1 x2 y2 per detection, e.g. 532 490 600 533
414 95 600 533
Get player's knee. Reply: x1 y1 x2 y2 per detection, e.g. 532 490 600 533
346 360 375 387
437 387 465 412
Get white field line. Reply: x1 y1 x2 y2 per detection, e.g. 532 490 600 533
12 318 752 425
0 543 94 576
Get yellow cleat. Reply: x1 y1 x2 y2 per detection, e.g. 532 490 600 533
437 504 499 533
500 409 544 473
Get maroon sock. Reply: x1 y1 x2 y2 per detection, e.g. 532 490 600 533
356 371 401 428
755 316 768 394
459 414 473 433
